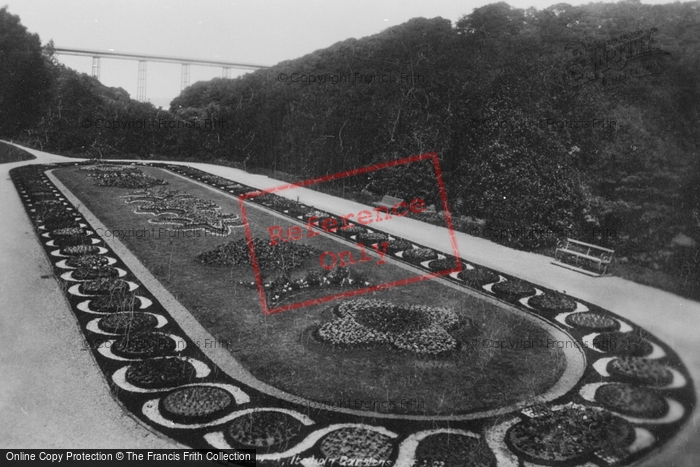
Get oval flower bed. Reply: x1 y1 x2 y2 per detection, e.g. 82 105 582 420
112 332 176 359
592 331 653 357
160 386 234 424
595 383 669 418
125 358 197 389
81 277 130 295
65 254 109 269
63 244 100 256
320 427 393 461
91 292 141 313
72 265 119 281
99 312 158 334
491 280 536 302
338 224 366 238
317 299 458 355
356 232 389 247
384 239 413 255
607 357 674 386
401 247 438 264
528 292 577 314
226 411 304 451
458 267 500 286
53 234 94 249
415 433 497 467
565 312 620 331
427 257 460 272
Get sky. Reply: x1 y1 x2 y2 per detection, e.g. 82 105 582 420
5 0 680 109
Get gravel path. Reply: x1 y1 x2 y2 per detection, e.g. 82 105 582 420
2 143 699 465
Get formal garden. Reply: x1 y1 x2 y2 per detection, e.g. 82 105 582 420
10 160 695 467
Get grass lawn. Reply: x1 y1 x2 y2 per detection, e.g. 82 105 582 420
0 142 35 163
55 165 568 416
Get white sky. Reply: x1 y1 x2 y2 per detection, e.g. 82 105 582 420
5 0 681 108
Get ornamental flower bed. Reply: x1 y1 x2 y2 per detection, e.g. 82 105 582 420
427 257 460 272
607 357 674 386
160 386 234 423
63 244 100 256
593 331 653 357
356 232 389 246
112 332 176 359
507 405 634 462
226 411 303 451
491 280 536 302
65 254 109 269
401 247 438 264
51 227 85 236
95 172 168 189
337 224 366 238
72 265 119 281
241 267 371 304
384 239 413 254
528 291 577 314
595 383 669 418
90 292 141 313
565 312 620 331
53 233 94 248
317 299 458 355
320 427 393 461
197 237 319 272
125 358 197 389
99 312 158 334
458 267 500 286
81 277 129 295
42 217 79 231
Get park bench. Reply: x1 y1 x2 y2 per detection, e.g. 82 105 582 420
372 195 404 209
554 238 614 276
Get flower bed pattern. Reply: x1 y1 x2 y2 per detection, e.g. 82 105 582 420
10 161 695 467
317 299 458 355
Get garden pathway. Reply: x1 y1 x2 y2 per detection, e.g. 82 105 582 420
2 143 699 466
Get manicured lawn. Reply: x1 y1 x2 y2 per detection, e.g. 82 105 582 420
55 165 567 415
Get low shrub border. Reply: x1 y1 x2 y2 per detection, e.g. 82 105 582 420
9 161 695 467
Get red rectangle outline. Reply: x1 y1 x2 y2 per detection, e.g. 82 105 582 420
237 152 462 315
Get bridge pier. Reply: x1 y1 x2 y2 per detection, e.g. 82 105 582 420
137 60 147 102
91 56 101 80
181 63 190 90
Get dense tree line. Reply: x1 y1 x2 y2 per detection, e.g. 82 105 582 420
2 2 700 291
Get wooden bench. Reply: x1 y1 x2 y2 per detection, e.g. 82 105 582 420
554 238 614 276
372 195 404 209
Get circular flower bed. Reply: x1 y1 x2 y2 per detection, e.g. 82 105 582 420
72 266 119 281
384 239 413 254
125 358 197 389
402 248 438 264
62 244 100 256
427 257 460 272
595 383 669 418
320 427 393 461
317 299 458 355
160 386 234 423
356 232 389 246
507 406 634 462
458 267 500 286
91 292 140 313
415 433 497 467
65 254 109 269
99 312 158 334
491 280 536 301
112 332 176 358
565 312 620 331
528 292 577 314
592 332 653 356
226 411 303 450
607 357 674 386
81 278 130 295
